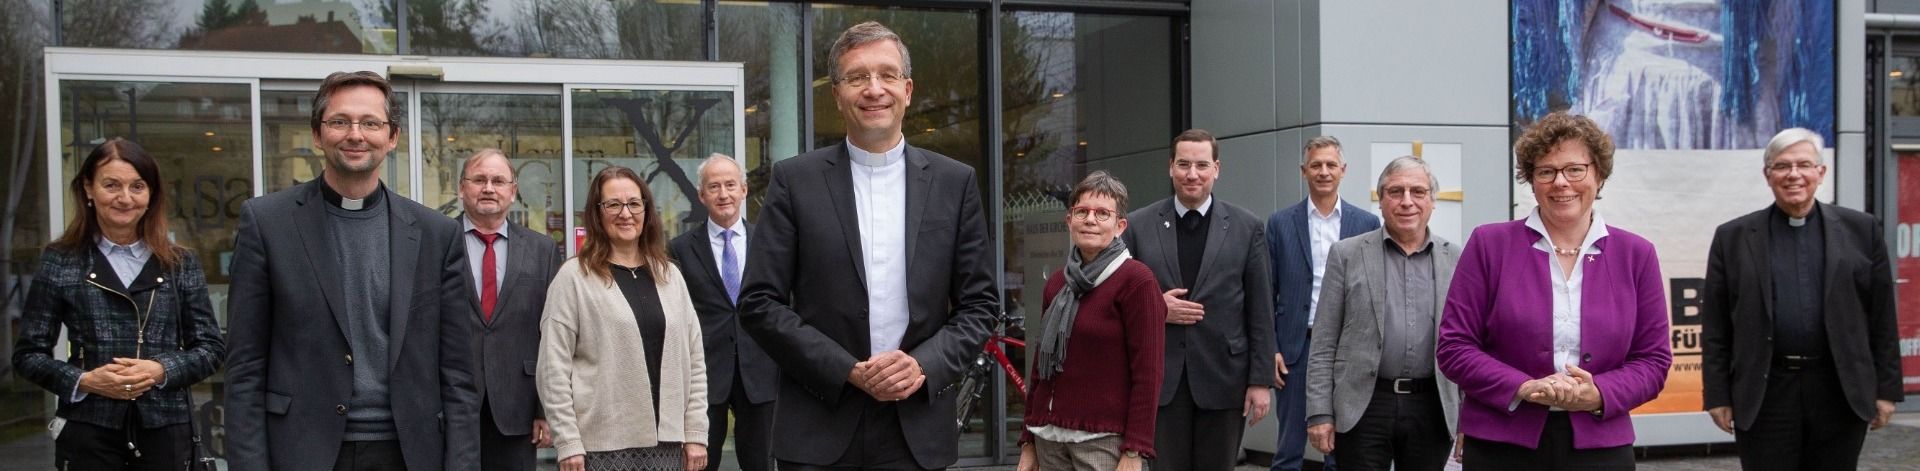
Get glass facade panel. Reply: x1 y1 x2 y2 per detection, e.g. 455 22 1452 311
718 0 805 216
261 89 411 197
418 92 566 243
61 0 397 53
999 10 1175 457
1893 56 1920 117
0 0 55 454
569 88 735 251
408 0 702 60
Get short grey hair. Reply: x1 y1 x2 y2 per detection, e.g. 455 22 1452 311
1763 128 1825 167
1070 170 1131 215
696 153 745 187
460 148 513 180
829 21 912 82
1376 155 1438 201
1303 135 1343 158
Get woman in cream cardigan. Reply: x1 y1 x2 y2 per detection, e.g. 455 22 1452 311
540 166 708 471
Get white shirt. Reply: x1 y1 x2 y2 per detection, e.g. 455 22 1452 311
1307 202 1343 327
1524 208 1610 376
462 216 510 297
707 216 747 279
848 138 911 356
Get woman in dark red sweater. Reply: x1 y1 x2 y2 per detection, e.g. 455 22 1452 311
1018 171 1167 471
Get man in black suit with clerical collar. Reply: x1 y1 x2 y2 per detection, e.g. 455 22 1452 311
1702 127 1902 471
739 21 998 471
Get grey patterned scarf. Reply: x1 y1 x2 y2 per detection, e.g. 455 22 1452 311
1033 237 1129 380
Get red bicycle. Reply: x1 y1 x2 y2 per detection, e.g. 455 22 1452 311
953 314 1025 432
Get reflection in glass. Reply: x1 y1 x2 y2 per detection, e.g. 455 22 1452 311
419 93 565 244
63 0 397 53
409 0 700 60
719 1 805 219
570 89 735 252
1893 57 1920 117
262 90 411 197
999 10 1175 458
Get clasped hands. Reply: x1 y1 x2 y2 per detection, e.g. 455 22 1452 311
1516 364 1603 412
77 358 166 401
849 350 926 401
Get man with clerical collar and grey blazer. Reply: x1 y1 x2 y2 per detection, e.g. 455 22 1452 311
1120 128 1276 471
1702 128 1902 471
669 154 778 471
456 149 565 471
225 71 479 471
1303 156 1462 471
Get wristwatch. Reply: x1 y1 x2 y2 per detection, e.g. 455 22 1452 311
1122 450 1142 459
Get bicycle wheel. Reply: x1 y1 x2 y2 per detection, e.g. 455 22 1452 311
952 365 988 432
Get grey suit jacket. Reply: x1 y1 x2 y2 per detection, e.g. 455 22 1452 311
1121 197 1277 409
1303 229 1461 435
460 221 564 436
1701 202 1903 429
670 222 779 405
224 180 479 471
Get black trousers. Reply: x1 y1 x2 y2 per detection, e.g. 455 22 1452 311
709 374 776 471
778 399 938 471
480 400 537 471
1734 360 1869 471
1153 377 1246 471
1462 412 1633 471
1332 380 1451 471
52 416 191 471
332 440 405 471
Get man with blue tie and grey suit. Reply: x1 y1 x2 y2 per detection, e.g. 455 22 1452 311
1266 136 1379 471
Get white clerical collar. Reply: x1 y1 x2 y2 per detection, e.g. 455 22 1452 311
707 217 747 238
847 137 906 167
1175 195 1214 218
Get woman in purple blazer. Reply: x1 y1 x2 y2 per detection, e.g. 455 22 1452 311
1436 112 1671 470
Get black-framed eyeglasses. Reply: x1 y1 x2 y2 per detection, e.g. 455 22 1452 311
836 71 905 89
1069 206 1118 222
321 119 391 133
598 200 646 215
463 177 514 188
1530 163 1592 184
1766 160 1823 176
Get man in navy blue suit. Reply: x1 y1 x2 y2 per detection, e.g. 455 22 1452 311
1266 136 1379 471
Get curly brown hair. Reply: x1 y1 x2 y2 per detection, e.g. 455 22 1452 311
1513 111 1614 186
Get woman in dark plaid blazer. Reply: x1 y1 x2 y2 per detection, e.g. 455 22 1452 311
11 138 224 470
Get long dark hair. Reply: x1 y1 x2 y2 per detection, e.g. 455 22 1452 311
577 166 670 284
50 138 182 270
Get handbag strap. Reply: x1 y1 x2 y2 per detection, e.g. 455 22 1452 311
172 268 215 468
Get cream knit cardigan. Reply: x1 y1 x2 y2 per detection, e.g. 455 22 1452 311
537 257 709 461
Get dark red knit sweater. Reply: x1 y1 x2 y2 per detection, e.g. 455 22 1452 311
1019 259 1166 457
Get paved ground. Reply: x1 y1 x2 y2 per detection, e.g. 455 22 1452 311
4 414 1917 470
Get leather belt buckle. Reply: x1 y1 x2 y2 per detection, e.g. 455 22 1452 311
1778 355 1816 371
1393 378 1415 394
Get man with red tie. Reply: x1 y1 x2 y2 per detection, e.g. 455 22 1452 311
457 149 566 471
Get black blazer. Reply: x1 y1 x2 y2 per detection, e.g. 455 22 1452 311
12 245 224 429
1121 197 1278 409
669 222 778 405
460 221 564 436
224 180 479 471
739 142 998 469
1702 202 1902 429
